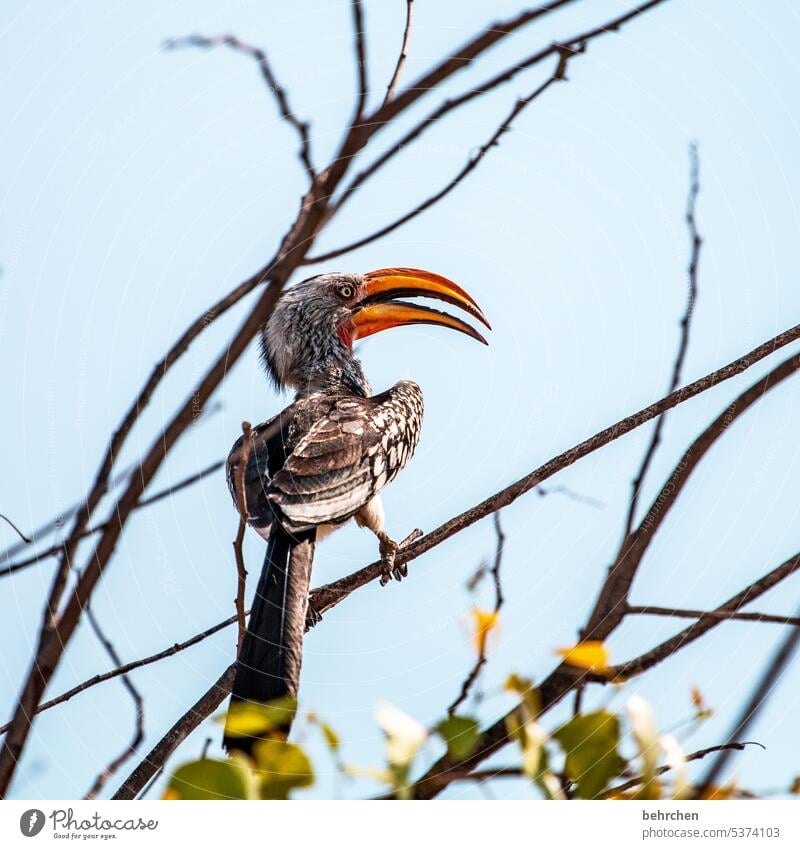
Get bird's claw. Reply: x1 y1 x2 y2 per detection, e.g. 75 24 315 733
378 529 423 586
305 598 323 631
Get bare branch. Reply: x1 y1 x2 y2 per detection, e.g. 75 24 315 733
582 350 800 642
607 742 764 797
448 513 505 715
328 0 671 219
83 607 145 800
0 614 239 736
304 50 572 265
112 665 236 800
622 142 701 537
0 460 225 580
164 34 315 180
351 1 369 122
383 0 414 107
309 324 800 624
0 513 30 545
0 402 222 564
628 605 800 628
614 551 800 680
696 601 800 795
412 549 800 799
232 422 253 651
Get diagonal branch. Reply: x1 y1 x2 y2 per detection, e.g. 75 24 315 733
83 607 145 800
0 614 240 736
164 34 315 180
112 665 236 800
695 602 800 795
383 0 414 107
328 0 671 220
581 350 800 642
412 549 800 799
309 325 800 623
0 513 30 545
304 49 572 265
622 142 701 538
0 460 225 580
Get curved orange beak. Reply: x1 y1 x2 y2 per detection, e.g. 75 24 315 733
351 268 490 345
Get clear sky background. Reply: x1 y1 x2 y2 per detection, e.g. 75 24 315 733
2 0 800 800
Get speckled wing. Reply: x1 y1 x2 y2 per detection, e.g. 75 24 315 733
271 380 424 533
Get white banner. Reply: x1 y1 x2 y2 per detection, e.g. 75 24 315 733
1 800 798 848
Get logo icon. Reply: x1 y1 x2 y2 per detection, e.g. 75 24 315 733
19 809 45 837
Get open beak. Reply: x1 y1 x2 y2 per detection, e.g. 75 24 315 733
351 268 491 345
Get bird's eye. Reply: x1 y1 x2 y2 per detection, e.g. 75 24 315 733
335 283 355 300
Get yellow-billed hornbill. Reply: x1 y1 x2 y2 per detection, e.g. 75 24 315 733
223 268 489 755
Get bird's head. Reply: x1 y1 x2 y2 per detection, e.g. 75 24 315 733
260 267 490 395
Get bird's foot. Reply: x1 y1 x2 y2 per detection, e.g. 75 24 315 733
378 528 423 586
305 598 323 631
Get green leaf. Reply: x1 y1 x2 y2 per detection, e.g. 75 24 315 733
253 739 314 800
218 695 297 738
165 757 256 800
553 711 627 800
436 716 480 760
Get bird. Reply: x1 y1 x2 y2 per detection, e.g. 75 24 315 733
222 267 489 756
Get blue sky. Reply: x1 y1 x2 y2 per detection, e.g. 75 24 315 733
2 0 800 799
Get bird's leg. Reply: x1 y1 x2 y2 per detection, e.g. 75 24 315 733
376 528 423 585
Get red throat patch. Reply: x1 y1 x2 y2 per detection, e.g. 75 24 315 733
337 320 354 348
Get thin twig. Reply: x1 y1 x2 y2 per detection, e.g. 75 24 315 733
0 401 223 564
351 1 369 122
0 614 240 736
628 605 800 628
308 326 800 625
383 0 414 107
82 606 145 800
448 513 505 715
622 142 701 537
0 513 31 544
411 550 800 800
304 49 573 265
606 742 764 797
0 460 225 580
233 422 253 652
164 34 315 180
112 665 236 800
696 602 800 795
328 0 669 220
581 350 800 642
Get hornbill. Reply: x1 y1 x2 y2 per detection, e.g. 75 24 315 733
223 268 489 755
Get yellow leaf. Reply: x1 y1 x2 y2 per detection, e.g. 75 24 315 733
556 641 611 674
471 607 500 655
699 783 736 800
162 789 179 800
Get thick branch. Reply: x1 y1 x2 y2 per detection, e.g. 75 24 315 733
112 665 235 800
582 350 800 641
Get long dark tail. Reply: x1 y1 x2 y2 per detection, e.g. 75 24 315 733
223 525 316 755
